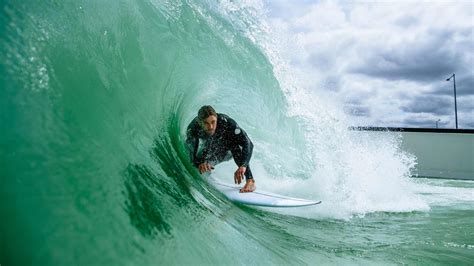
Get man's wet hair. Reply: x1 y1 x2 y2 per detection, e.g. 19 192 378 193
198 105 217 121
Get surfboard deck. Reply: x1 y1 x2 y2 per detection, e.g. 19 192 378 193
211 181 321 207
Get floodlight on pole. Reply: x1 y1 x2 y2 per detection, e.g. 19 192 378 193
446 73 458 129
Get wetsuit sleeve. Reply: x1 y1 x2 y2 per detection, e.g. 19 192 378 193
226 117 253 167
185 119 204 167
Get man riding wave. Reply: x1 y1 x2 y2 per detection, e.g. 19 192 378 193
186 105 256 193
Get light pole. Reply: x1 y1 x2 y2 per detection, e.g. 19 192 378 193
436 119 441 129
446 73 458 129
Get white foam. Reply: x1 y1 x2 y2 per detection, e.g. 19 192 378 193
246 26 430 217
207 1 474 219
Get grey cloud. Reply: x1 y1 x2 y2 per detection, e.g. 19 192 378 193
401 95 452 115
430 77 473 122
458 96 474 111
267 1 473 128
431 74 474 97
320 75 342 91
401 95 473 128
402 116 449 128
405 120 446 128
395 15 419 28
308 52 336 71
266 0 313 20
457 99 474 126
349 29 468 83
463 120 474 128
343 103 371 117
458 117 474 129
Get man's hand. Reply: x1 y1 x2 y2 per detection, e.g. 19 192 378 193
234 166 246 184
198 162 214 174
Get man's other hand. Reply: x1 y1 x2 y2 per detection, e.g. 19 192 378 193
234 166 246 184
198 162 214 174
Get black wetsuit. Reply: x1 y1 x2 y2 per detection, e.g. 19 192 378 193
186 113 254 180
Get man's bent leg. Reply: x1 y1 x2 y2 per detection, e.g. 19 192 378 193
243 166 253 180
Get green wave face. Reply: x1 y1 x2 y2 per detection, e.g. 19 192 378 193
1 1 291 264
2 1 473 265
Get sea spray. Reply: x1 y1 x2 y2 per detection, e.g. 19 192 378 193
207 0 430 218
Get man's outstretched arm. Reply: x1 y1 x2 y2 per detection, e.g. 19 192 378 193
185 121 204 167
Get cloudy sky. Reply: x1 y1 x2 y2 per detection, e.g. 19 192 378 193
264 0 473 129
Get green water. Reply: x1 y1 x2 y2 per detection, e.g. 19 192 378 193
1 1 473 265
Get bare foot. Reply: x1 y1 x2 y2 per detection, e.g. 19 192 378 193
239 179 256 193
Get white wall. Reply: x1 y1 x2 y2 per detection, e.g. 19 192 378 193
400 132 474 180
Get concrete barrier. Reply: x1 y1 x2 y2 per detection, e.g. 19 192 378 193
350 127 474 180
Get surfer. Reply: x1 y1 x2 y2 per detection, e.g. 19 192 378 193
186 105 256 193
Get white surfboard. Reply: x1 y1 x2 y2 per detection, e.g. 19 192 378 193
210 181 321 207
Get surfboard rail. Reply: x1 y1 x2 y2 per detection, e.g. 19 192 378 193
211 181 322 208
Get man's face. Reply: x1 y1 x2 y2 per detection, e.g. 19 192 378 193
200 115 217 135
